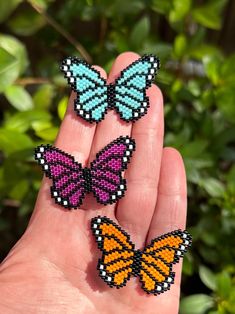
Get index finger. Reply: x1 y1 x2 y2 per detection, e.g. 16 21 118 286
31 66 107 219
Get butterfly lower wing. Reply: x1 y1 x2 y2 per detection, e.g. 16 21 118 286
90 136 135 204
91 216 135 288
114 54 160 122
61 57 108 123
139 230 192 295
35 145 86 208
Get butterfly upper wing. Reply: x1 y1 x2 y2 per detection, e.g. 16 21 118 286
91 216 135 288
140 230 192 295
90 136 135 205
114 54 160 122
61 57 108 122
35 145 86 209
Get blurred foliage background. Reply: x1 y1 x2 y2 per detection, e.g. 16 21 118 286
0 0 235 313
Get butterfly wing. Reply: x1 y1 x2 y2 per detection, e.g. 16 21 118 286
90 136 135 205
91 216 135 288
61 57 108 123
114 54 160 122
35 145 86 209
140 230 192 295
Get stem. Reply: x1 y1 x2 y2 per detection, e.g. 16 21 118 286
3 199 20 208
28 1 92 63
99 16 107 47
15 78 51 86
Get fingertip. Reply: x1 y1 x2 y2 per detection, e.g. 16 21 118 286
92 65 107 79
159 147 187 196
148 84 164 107
138 84 164 132
162 147 184 168
114 51 140 64
108 51 140 83
163 146 182 156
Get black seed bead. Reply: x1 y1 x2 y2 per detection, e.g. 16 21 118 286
83 167 92 192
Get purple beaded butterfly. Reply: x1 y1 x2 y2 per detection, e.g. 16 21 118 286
35 136 135 209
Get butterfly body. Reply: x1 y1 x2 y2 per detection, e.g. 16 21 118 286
91 216 192 295
61 55 160 123
132 249 143 277
107 83 116 109
35 136 135 209
82 167 92 193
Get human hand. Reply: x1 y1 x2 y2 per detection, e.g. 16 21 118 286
0 52 187 314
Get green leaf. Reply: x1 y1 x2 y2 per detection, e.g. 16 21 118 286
186 167 201 184
111 32 129 53
171 79 183 94
192 0 228 30
185 157 214 184
165 127 190 148
0 0 22 23
107 0 145 16
130 16 150 49
4 85 33 111
151 0 172 14
148 42 172 60
202 231 217 246
0 128 33 154
180 140 208 158
227 165 235 186
216 271 232 299
221 54 235 75
0 34 28 92
188 44 222 60
226 290 235 312
8 10 45 36
188 80 201 97
203 55 221 85
32 117 53 133
221 54 235 83
33 84 54 110
174 34 187 58
36 127 58 141
200 178 225 197
157 69 174 85
58 96 68 120
28 0 50 10
199 266 217 291
193 9 220 30
0 47 17 92
4 110 51 132
216 86 235 123
0 34 28 74
169 0 191 23
9 179 29 201
182 252 194 276
180 294 214 314
0 47 17 73
32 120 52 132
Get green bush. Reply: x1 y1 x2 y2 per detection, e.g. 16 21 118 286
0 1 235 313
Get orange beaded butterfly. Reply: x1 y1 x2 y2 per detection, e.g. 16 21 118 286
91 216 192 295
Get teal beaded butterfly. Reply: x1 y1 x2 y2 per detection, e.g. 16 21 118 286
60 55 160 123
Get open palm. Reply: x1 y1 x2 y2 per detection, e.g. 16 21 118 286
0 52 187 314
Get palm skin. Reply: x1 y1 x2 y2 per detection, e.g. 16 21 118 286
0 52 187 314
